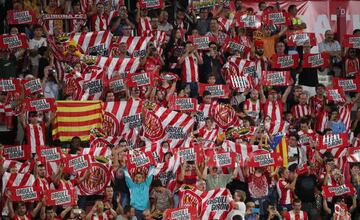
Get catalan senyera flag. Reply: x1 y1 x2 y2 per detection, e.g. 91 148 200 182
52 101 103 142
275 137 288 168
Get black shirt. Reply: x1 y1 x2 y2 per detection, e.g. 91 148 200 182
295 174 318 203
298 68 319 87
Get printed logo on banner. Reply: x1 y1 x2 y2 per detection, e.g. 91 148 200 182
78 162 111 195
322 134 344 149
15 187 38 201
277 56 295 68
171 98 197 112
205 85 226 97
143 111 165 140
307 53 325 67
30 99 50 111
24 79 42 94
47 189 75 206
122 113 142 129
253 153 275 166
3 145 25 160
214 153 233 167
2 36 22 48
130 153 151 167
164 207 196 220
205 196 231 212
0 79 17 92
109 79 124 93
177 148 196 162
103 112 120 136
83 79 103 95
7 10 35 24
127 72 151 87
88 44 107 56
188 36 216 50
66 155 90 173
213 104 238 129
39 148 62 162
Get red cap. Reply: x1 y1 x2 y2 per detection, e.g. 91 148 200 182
254 40 264 48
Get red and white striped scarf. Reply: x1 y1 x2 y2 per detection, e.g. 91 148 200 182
70 31 113 55
315 110 328 133
0 102 14 129
198 126 220 149
112 36 151 57
92 14 109 31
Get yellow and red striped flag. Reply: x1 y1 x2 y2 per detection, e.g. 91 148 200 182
276 137 288 168
52 101 103 142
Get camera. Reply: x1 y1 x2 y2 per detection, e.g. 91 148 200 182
48 68 56 76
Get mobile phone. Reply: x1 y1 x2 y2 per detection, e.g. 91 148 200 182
252 208 260 214
73 209 82 215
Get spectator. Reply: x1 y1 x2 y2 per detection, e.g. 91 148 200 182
318 30 342 65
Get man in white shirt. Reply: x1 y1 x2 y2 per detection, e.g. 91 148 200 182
318 30 342 64
29 25 47 76
158 10 173 36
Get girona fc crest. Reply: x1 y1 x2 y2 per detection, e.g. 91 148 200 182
212 104 237 129
142 110 164 141
78 163 111 195
179 190 202 215
103 112 120 136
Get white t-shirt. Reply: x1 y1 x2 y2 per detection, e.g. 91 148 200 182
29 37 47 66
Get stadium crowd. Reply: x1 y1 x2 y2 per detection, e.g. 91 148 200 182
0 0 360 219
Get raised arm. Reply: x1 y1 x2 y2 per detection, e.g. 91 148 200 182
145 165 155 186
259 85 267 104
281 86 293 103
123 166 135 188
31 200 43 218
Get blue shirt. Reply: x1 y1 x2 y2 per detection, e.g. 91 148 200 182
328 120 346 134
123 166 154 211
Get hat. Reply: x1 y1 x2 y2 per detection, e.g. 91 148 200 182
67 40 77 48
254 40 264 47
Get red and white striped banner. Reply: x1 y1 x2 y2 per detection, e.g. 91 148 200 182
142 106 195 145
2 145 31 161
103 101 143 140
111 36 151 58
339 103 352 131
24 98 56 112
96 56 140 78
271 54 299 69
198 83 230 99
333 77 360 92
326 88 346 103
7 10 37 25
302 52 330 68
322 184 356 198
2 160 35 174
2 172 35 193
287 32 317 46
80 146 112 159
347 147 360 163
187 35 217 50
261 71 292 86
169 96 197 112
70 31 112 55
200 188 234 220
126 150 156 176
343 34 360 48
0 34 28 49
8 185 41 202
261 10 291 26
222 140 261 163
44 188 77 206
80 69 105 101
